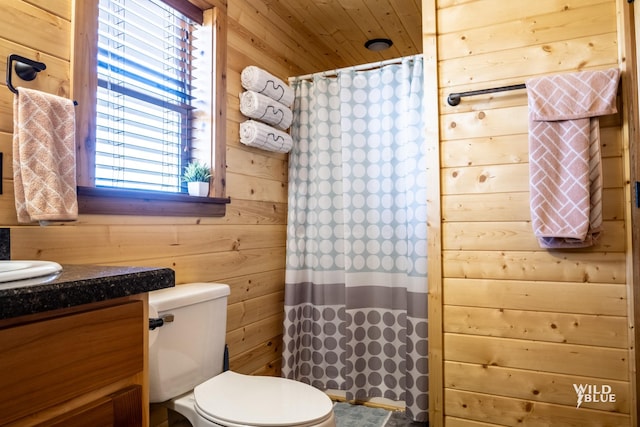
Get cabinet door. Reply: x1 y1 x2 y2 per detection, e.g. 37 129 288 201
39 385 142 427
0 302 143 424
39 397 114 427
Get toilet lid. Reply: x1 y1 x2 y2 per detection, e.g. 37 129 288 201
194 371 333 426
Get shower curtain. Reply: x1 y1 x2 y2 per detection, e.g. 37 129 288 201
282 56 428 422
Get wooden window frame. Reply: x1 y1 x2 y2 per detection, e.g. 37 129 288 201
72 0 229 217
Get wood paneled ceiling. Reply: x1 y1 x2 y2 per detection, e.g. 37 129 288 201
271 0 423 70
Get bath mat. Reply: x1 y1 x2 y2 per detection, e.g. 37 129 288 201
333 402 429 427
333 402 391 427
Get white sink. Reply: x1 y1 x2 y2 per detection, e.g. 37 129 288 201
0 261 63 283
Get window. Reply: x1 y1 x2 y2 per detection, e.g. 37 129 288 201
73 0 228 216
96 0 194 192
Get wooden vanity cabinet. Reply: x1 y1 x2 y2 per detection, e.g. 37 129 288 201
0 296 149 426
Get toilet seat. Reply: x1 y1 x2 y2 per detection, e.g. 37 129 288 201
193 371 334 427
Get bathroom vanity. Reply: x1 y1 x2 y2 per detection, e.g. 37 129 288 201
0 264 174 426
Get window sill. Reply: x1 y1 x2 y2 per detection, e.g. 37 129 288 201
77 186 230 217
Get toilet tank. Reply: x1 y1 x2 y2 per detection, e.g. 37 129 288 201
148 282 230 403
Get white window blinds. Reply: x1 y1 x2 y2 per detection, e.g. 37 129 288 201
96 0 197 192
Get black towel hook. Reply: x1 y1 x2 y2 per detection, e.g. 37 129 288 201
6 54 47 95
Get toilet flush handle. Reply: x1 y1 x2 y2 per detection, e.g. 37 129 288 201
149 314 175 330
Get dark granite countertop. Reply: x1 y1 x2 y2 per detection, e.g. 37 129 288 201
0 264 175 320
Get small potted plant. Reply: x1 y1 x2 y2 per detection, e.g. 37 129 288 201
182 160 211 197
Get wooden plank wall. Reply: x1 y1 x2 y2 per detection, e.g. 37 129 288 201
430 0 633 425
0 0 340 380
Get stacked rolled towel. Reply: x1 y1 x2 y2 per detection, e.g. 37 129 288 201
240 90 293 130
240 120 293 153
240 66 295 153
241 66 294 107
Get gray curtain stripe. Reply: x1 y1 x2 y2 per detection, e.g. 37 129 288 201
346 286 406 311
407 292 428 319
285 282 427 318
284 282 346 306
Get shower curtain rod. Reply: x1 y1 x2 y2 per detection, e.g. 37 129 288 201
289 54 423 82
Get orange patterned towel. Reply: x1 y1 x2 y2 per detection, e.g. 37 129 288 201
527 68 619 248
13 88 77 224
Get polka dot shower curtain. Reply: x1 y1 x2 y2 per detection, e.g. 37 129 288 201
282 56 428 422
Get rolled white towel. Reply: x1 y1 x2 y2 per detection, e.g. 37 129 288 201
240 120 293 153
241 66 294 107
240 90 293 130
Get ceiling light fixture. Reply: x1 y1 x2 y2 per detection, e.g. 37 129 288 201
364 38 393 51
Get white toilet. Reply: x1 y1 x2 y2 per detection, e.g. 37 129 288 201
148 282 336 427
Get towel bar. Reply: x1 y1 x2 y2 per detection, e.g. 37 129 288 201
5 54 46 95
447 83 526 106
5 54 78 106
